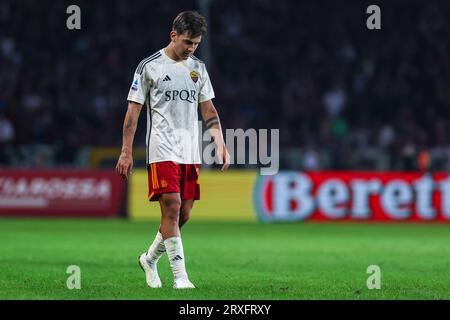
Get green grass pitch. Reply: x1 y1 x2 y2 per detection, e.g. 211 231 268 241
0 218 449 300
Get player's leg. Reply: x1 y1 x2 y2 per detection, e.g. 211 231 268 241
146 198 193 267
139 162 180 288
139 220 164 288
159 192 195 289
141 199 193 288
140 191 182 288
179 164 200 229
139 223 165 287
146 198 192 267
159 192 182 238
161 164 198 288
179 199 194 228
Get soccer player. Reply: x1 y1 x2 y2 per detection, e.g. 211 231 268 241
115 11 230 289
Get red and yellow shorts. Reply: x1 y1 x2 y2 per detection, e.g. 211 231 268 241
148 161 200 202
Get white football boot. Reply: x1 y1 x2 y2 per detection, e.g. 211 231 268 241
173 277 196 289
138 253 162 288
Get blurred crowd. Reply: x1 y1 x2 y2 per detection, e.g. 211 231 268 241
0 0 449 170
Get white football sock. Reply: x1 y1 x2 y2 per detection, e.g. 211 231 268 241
146 231 166 268
164 236 189 280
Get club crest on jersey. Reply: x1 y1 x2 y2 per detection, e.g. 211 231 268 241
190 71 199 83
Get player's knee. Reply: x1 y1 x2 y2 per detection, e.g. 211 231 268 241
161 197 181 222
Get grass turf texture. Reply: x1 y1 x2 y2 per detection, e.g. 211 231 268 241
0 218 449 300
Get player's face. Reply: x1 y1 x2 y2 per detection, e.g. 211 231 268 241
171 31 202 60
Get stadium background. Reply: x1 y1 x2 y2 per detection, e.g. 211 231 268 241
0 0 449 299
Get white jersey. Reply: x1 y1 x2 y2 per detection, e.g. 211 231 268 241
127 48 215 164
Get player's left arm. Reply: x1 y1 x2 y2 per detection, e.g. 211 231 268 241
200 100 230 171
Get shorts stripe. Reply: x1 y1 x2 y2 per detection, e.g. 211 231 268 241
151 164 156 189
154 164 158 189
153 164 159 188
151 164 155 189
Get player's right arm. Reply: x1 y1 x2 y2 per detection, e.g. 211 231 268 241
116 101 143 180
116 60 152 179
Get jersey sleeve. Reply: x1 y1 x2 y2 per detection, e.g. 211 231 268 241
199 66 215 103
127 66 152 105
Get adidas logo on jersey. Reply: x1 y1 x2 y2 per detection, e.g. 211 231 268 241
163 75 171 81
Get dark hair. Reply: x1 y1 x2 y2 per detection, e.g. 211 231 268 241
172 11 207 37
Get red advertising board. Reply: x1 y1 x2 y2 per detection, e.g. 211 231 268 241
0 170 127 217
254 171 450 222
